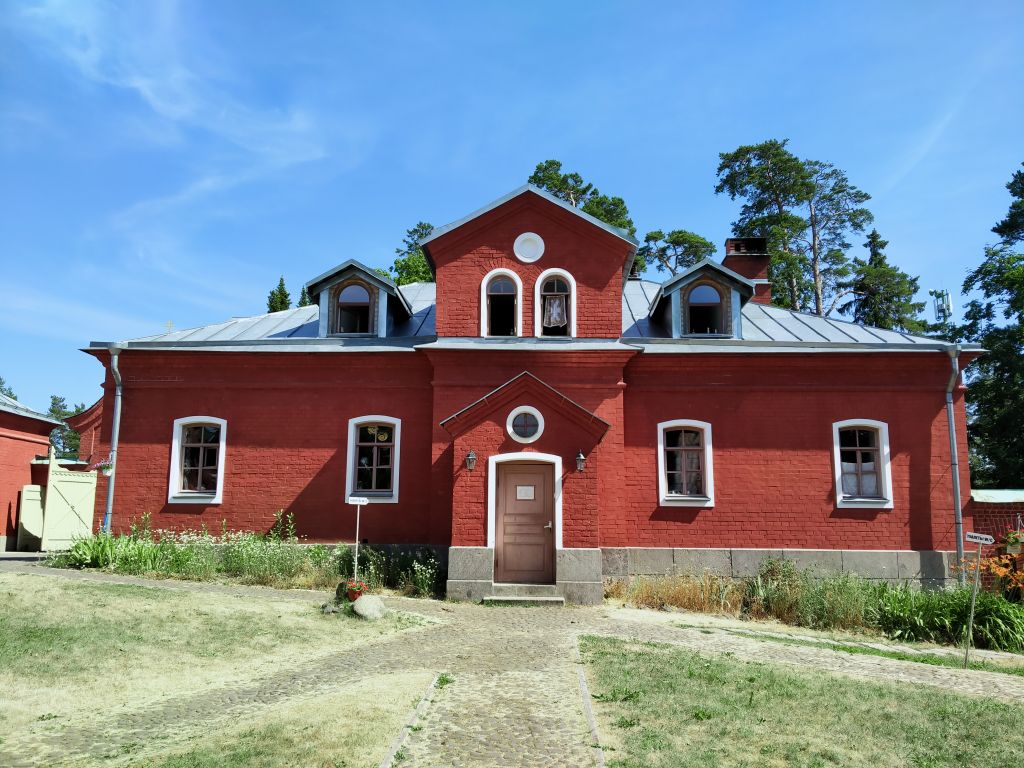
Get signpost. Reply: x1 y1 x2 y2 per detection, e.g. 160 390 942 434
348 497 369 581
963 532 994 668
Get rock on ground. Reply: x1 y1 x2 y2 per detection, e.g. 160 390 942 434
353 594 386 620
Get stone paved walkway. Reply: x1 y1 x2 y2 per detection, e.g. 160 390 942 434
3 563 1023 767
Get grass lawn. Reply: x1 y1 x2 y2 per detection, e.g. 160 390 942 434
0 573 428 767
581 635 1024 767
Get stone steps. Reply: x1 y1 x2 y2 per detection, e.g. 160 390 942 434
482 595 565 607
488 583 561 598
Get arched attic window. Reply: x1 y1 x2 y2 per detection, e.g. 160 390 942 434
536 271 574 337
332 281 374 334
484 273 520 337
685 283 725 335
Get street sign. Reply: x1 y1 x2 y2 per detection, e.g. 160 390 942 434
965 532 994 545
347 496 370 506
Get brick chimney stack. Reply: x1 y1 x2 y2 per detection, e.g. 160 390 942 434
722 237 772 305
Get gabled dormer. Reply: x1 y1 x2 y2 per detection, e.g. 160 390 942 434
305 260 413 338
419 185 638 339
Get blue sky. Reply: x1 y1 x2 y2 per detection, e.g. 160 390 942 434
1 1 1022 412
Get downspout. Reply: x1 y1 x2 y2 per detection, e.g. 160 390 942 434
945 344 965 583
101 344 125 532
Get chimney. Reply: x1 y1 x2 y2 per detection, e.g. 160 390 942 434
722 237 771 305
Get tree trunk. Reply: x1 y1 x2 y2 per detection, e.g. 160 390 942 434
809 199 824 316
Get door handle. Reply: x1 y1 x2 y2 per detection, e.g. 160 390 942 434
543 521 553 529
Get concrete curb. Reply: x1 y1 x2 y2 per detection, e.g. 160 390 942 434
575 642 605 768
378 673 440 768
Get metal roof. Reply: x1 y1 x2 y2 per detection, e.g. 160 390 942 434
419 184 640 248
0 392 61 425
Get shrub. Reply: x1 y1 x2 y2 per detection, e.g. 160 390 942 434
623 572 745 615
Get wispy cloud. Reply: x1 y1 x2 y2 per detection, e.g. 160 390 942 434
0 284 156 343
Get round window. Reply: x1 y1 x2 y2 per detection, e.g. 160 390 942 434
506 405 544 444
513 232 545 263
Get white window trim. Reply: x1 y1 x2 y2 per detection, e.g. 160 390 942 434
657 419 714 507
832 419 893 509
168 416 227 505
480 268 523 337
506 405 544 444
346 415 401 504
533 268 577 338
487 452 563 549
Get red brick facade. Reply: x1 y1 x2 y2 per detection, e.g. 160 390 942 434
1 410 53 548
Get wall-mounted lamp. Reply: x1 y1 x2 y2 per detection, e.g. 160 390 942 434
465 450 477 471
575 450 586 473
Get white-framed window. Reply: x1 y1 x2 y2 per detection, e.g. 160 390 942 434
346 415 401 504
832 419 893 509
480 268 523 337
534 268 577 338
506 405 544 444
657 419 714 507
168 416 227 504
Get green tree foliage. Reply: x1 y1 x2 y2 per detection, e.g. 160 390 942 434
715 139 874 315
267 276 291 313
47 396 86 456
0 375 16 400
955 162 1024 487
839 230 926 332
388 222 434 285
527 160 645 271
297 286 312 307
638 230 717 275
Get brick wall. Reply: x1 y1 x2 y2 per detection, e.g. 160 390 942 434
967 498 1024 552
0 411 53 547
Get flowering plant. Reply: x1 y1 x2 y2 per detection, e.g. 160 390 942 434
346 579 368 594
1003 529 1023 546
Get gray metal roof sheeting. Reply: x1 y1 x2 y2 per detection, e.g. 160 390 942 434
0 392 61 425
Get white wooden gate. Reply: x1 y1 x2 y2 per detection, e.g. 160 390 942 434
17 447 97 550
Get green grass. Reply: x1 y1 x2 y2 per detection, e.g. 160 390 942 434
581 635 1024 767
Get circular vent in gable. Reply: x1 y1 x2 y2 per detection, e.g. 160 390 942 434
513 232 545 263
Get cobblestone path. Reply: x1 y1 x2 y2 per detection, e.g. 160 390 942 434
3 564 1023 767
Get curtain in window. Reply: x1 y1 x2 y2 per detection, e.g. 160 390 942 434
542 295 567 327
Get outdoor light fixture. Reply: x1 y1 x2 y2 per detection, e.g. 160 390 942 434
465 450 477 471
576 450 586 472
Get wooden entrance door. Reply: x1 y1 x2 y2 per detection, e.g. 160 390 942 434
495 462 555 584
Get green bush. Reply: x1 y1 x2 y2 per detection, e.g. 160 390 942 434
337 545 443 597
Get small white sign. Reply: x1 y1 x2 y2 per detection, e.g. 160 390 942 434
347 496 370 506
966 532 994 545
516 485 535 500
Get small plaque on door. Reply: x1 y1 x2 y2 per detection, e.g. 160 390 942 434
516 485 535 500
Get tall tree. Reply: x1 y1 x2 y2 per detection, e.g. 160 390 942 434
955 162 1024 487
0 375 15 400
297 286 312 307
389 222 434 285
267 277 291 312
637 230 716 275
715 139 874 315
527 160 644 271
839 229 926 332
47 396 86 456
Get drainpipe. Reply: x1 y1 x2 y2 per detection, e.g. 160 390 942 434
945 344 965 584
101 344 125 532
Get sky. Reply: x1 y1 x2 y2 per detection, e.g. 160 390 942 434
1 1 1022 413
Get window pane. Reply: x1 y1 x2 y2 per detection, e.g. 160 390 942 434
182 468 199 491
665 450 682 473
377 446 392 468
860 452 876 471
488 277 515 294
839 429 856 448
339 284 369 302
375 429 391 444
184 426 203 444
543 278 568 293
203 448 217 468
358 425 376 443
356 468 373 490
357 446 375 468
664 429 682 448
200 469 218 492
840 450 857 466
375 468 392 491
183 446 201 468
202 426 220 444
512 413 539 438
689 285 721 304
686 473 704 495
857 429 876 447
861 473 878 496
841 473 858 495
683 430 701 447
685 452 701 471
667 474 684 494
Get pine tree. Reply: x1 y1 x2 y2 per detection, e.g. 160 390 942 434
389 222 435 285
267 277 291 312
839 230 926 332
297 286 312 307
0 375 16 400
47 396 86 456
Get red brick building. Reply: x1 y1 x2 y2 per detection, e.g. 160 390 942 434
1 393 60 550
79 186 980 602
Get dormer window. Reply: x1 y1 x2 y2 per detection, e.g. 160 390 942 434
482 270 522 337
685 283 727 335
332 281 374 334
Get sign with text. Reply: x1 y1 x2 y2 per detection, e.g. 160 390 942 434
965 532 994 545
347 496 370 506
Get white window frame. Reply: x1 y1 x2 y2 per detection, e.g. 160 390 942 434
168 416 227 505
832 419 893 509
657 419 714 507
534 268 577 338
506 405 544 444
346 415 401 504
480 268 523 337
